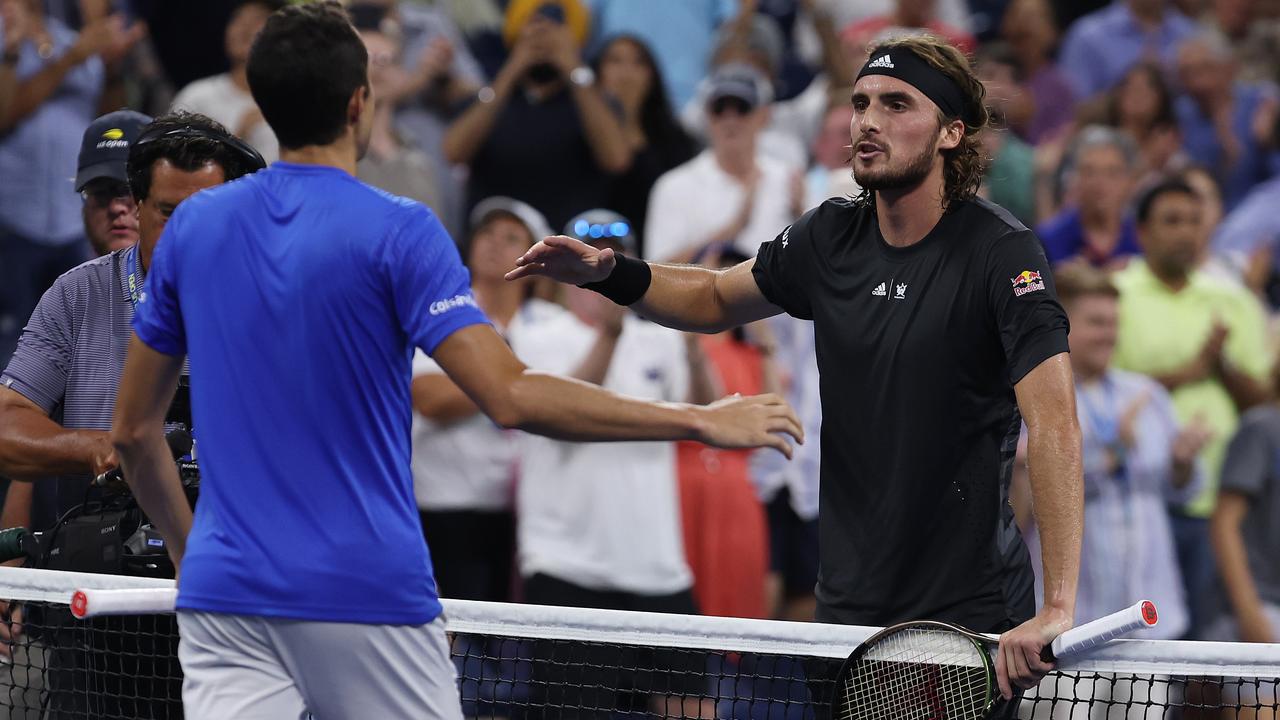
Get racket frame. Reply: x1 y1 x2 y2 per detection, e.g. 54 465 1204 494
831 619 999 720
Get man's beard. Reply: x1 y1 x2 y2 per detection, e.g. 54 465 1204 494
853 139 938 191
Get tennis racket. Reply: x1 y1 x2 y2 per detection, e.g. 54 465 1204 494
830 600 1159 720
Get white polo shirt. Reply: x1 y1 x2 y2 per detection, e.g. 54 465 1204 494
411 299 576 512
516 314 694 595
644 150 799 263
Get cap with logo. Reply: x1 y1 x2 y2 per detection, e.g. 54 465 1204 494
470 196 553 243
563 208 636 255
705 62 772 111
76 110 153 192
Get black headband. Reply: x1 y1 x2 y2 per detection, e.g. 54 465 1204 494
856 47 967 122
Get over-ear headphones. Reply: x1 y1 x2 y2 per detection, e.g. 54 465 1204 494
134 125 268 172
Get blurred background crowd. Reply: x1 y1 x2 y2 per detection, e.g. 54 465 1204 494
2 0 1280 651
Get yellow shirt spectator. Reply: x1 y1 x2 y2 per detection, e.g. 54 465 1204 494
1112 259 1272 516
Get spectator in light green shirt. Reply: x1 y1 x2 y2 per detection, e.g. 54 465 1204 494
1111 177 1273 637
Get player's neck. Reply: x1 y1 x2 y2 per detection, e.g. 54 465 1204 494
873 171 947 248
279 138 359 176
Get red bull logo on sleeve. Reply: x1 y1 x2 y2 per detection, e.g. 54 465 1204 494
1010 270 1046 297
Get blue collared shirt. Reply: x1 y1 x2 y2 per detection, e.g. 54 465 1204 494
0 17 103 245
1176 83 1280 212
1057 2 1198 99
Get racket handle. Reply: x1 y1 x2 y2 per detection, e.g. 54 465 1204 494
1040 600 1158 663
70 588 177 619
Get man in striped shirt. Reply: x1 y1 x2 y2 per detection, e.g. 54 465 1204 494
0 111 262 718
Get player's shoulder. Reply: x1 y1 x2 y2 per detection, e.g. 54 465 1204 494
963 197 1030 237
351 182 450 240
790 195 865 240
959 199 1044 259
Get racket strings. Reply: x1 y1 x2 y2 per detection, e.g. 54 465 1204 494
840 628 991 720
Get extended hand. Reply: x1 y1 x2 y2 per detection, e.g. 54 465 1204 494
691 393 803 458
506 235 617 285
995 607 1070 700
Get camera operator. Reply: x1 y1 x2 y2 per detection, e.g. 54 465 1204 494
0 111 263 719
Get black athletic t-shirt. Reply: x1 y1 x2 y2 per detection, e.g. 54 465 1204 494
752 196 1069 633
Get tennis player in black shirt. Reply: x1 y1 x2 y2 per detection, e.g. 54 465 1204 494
509 35 1083 701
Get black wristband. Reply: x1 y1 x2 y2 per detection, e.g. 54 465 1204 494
579 253 652 306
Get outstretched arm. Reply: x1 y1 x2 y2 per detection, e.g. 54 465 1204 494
431 323 801 455
996 352 1083 699
506 235 783 333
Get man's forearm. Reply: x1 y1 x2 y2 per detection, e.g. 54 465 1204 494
0 406 110 480
1025 419 1083 616
1211 495 1270 636
116 432 192 568
505 370 702 442
633 264 747 333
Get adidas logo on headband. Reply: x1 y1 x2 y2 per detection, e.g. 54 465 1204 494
867 54 894 69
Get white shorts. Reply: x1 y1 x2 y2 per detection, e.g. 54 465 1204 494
177 610 462 720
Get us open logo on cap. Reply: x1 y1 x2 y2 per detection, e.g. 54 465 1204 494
97 127 129 150
868 54 894 69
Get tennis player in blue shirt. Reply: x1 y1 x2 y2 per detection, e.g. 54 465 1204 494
108 4 801 719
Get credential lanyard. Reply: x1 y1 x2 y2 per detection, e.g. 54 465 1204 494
126 248 144 308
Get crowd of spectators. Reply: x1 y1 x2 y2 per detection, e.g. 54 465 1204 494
2 0 1280 662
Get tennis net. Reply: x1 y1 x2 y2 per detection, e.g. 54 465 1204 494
0 567 1277 719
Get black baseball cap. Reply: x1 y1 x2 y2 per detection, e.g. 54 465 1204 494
75 110 153 192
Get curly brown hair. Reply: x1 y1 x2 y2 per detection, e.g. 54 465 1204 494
852 35 990 211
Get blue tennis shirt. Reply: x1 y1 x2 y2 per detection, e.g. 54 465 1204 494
132 162 489 624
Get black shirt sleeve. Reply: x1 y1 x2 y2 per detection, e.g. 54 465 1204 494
985 229 1070 385
752 207 819 321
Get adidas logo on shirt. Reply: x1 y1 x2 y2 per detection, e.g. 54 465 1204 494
868 55 894 69
871 282 887 297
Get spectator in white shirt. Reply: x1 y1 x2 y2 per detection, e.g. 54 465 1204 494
645 63 802 266
170 0 283 163
517 208 720 719
410 196 561 603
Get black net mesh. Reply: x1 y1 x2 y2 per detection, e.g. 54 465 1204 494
0 601 182 720
448 633 1279 720
0 600 1276 719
